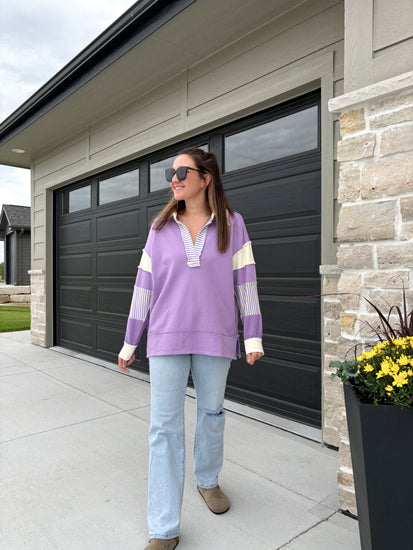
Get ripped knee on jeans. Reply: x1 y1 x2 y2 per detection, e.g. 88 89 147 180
205 407 225 417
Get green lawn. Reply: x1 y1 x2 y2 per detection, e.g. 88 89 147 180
0 306 31 332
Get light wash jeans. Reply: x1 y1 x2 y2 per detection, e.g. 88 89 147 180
147 354 231 540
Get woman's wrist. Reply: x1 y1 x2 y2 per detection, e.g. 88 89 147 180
244 337 264 356
118 342 137 361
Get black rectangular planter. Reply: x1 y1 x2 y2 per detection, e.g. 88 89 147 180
343 384 413 550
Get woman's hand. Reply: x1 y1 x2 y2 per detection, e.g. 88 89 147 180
118 354 135 373
246 352 263 366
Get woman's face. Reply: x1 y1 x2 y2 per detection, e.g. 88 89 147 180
170 154 209 203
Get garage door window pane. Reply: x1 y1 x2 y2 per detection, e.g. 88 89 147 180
150 144 208 192
99 170 139 205
224 106 318 172
150 155 175 192
63 185 91 213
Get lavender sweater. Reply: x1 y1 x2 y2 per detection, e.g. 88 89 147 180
118 211 264 361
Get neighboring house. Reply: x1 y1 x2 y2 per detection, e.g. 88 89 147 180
0 0 411 515
0 205 31 285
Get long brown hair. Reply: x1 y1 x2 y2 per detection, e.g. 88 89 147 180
153 148 233 252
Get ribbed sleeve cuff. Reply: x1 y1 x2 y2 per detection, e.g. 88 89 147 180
118 342 137 361
244 338 264 355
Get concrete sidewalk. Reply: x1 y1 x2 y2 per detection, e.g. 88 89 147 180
0 331 361 550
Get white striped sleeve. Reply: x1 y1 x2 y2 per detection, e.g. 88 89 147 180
235 282 261 317
129 286 152 321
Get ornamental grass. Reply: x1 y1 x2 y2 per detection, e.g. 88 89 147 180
331 286 413 408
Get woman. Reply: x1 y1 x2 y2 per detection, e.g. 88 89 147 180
118 148 263 550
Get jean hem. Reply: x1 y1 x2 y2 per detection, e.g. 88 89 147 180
195 481 219 490
148 532 180 540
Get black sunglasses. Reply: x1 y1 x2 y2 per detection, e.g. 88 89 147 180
165 166 204 182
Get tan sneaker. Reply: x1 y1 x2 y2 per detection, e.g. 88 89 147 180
144 537 179 550
197 485 230 514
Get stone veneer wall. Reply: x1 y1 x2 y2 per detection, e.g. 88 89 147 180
321 265 342 448
325 73 413 515
0 286 31 304
29 271 47 346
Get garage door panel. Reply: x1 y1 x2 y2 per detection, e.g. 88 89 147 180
60 253 93 277
60 285 93 311
225 383 320 425
60 220 92 246
97 288 133 315
227 359 321 416
253 235 321 276
228 172 321 224
60 317 94 349
224 153 320 187
97 250 141 277
261 296 320 340
263 333 320 359
236 360 320 409
259 276 320 295
96 210 141 241
245 216 321 240
96 324 127 356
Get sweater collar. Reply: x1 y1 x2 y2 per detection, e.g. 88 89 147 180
172 212 215 224
171 210 231 225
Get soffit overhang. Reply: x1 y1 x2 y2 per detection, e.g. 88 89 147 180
0 0 301 169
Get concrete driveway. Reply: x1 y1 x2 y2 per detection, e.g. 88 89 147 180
0 330 360 549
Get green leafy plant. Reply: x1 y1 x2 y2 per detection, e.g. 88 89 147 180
331 286 413 408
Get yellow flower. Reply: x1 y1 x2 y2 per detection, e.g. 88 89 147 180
385 385 393 393
392 372 409 387
364 364 374 373
357 349 377 362
380 359 393 376
377 340 389 350
393 337 405 346
376 370 385 379
408 369 413 377
391 363 400 375
398 355 410 366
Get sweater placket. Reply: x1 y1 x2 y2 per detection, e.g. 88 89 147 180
173 213 214 268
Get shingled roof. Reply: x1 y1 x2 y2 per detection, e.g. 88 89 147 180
0 204 31 236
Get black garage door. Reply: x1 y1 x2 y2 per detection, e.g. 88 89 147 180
55 91 321 426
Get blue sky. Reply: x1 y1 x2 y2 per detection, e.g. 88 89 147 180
0 0 136 263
